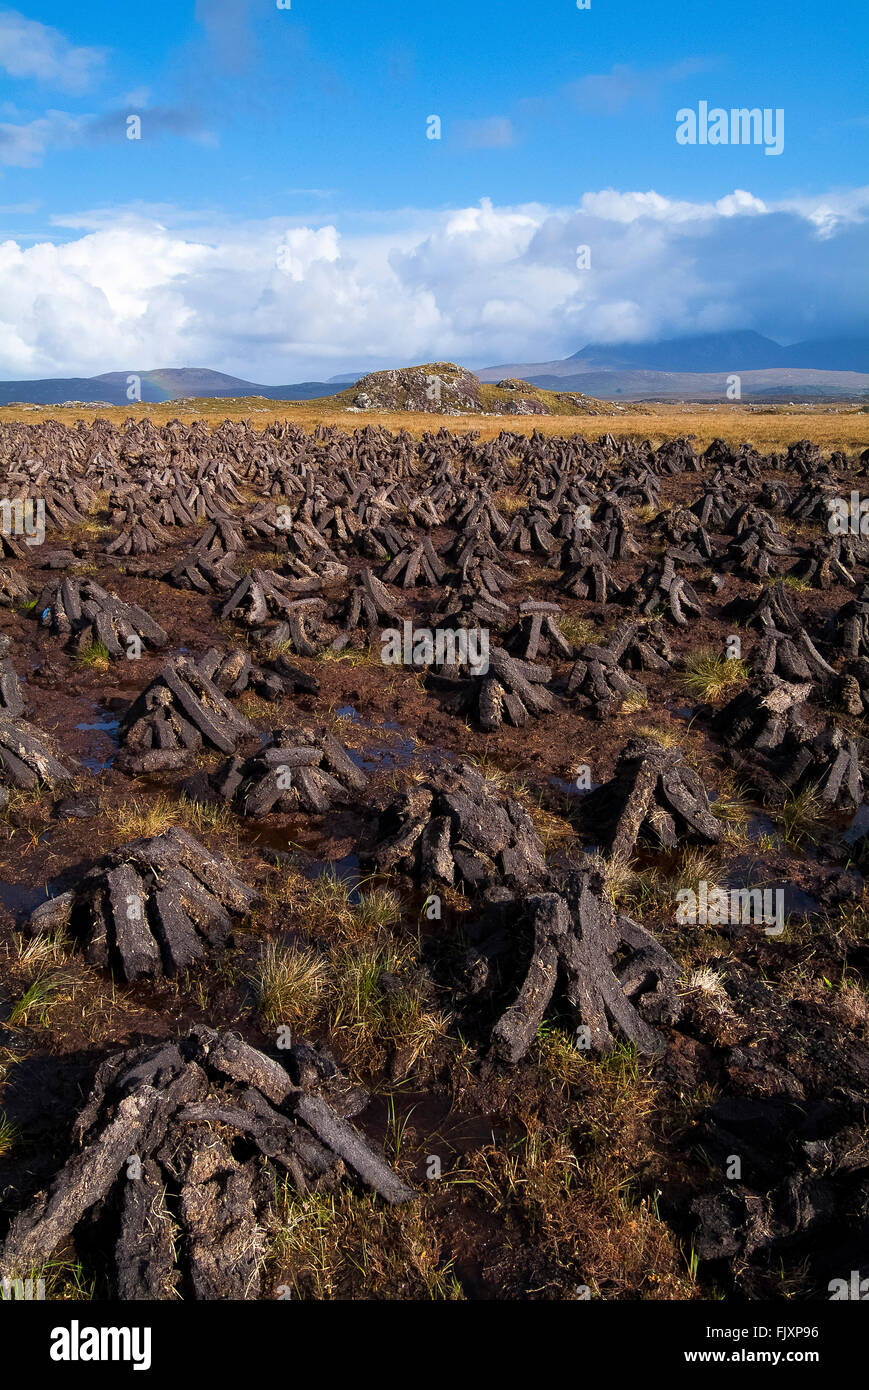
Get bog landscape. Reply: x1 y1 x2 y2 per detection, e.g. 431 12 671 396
0 384 867 1302
0 0 866 1327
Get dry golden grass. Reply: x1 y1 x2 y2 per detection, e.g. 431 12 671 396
448 1043 695 1299
267 1186 464 1300
3 400 867 450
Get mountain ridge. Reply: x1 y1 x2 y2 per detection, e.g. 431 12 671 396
2 331 869 406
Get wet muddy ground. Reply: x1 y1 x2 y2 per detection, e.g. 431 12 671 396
0 423 867 1302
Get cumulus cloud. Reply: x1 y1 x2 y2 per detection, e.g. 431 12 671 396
0 187 867 381
0 10 105 93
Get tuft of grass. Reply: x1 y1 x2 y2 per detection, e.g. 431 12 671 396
0 1113 19 1157
635 724 684 749
267 1186 464 1300
317 646 379 668
492 490 527 517
72 638 111 671
353 885 402 933
710 776 753 839
621 689 648 714
557 615 598 648
14 925 68 967
681 648 748 702
286 869 401 944
778 784 826 846
327 943 446 1076
7 973 63 1027
250 940 329 1031
685 966 726 996
602 843 723 919
114 792 232 841
535 1025 588 1088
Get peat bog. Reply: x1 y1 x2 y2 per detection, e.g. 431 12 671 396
0 414 867 1302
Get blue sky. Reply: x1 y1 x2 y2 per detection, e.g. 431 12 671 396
0 0 866 380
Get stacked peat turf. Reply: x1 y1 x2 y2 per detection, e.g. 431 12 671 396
167 545 242 595
836 591 869 660
838 659 869 716
503 600 574 660
36 576 168 657
488 870 681 1063
428 645 556 732
117 655 256 772
220 569 326 638
608 617 675 672
565 635 648 718
205 727 367 817
789 535 867 589
749 627 837 686
433 581 511 631
28 826 258 980
0 1026 413 1299
381 537 445 588
652 505 715 562
0 716 77 794
722 506 795 579
0 636 24 716
712 676 864 809
369 761 547 889
197 646 319 702
325 567 403 650
504 506 558 555
0 566 31 608
578 738 723 857
558 540 620 604
724 582 837 687
629 553 702 626
104 501 174 556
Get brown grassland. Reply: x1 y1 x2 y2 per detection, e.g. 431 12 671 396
2 397 869 452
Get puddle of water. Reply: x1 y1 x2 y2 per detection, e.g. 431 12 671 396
75 708 120 772
721 857 820 917
303 853 362 901
0 879 57 920
334 705 433 772
746 812 780 843
549 775 601 799
663 703 696 722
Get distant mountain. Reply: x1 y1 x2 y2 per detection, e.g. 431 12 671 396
779 338 869 373
4 336 869 408
479 331 869 386
0 367 338 406
523 368 869 400
564 331 786 373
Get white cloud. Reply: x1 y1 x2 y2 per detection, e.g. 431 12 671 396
0 110 87 167
0 187 866 380
0 11 105 93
